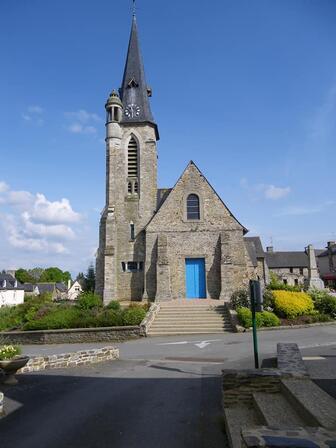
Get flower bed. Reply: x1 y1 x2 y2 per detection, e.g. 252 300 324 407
231 285 336 330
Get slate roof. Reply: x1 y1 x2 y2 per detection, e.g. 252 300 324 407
56 282 67 292
265 252 309 268
244 237 265 258
156 188 172 210
23 283 35 293
36 283 55 294
0 273 24 290
119 16 158 138
318 248 336 257
244 240 258 267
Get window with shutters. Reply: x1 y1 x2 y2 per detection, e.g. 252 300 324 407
187 194 200 220
128 137 138 178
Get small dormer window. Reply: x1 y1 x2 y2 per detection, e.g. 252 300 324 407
187 194 200 220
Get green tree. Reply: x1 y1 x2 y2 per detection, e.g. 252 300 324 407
40 267 65 283
27 268 44 282
84 263 95 292
15 269 35 284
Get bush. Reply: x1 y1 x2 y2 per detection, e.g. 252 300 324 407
273 290 314 318
105 300 121 311
309 289 336 318
263 288 275 310
76 292 102 311
0 306 23 331
23 306 83 330
96 310 123 327
122 306 146 325
261 310 281 327
0 345 22 360
230 289 250 310
236 307 280 328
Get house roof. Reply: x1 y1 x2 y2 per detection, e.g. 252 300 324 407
244 237 265 258
244 240 258 267
318 248 336 257
0 273 24 290
265 252 309 268
56 282 67 292
36 283 55 294
23 283 35 292
156 188 172 211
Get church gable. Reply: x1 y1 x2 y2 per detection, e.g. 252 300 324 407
147 161 247 233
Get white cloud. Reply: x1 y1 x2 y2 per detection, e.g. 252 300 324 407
241 178 291 201
65 109 102 135
263 185 291 200
276 201 335 217
30 193 81 224
0 181 9 193
28 105 44 114
68 123 97 134
22 105 44 126
311 84 336 140
0 181 81 254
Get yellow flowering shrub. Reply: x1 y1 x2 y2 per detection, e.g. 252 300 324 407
273 290 314 318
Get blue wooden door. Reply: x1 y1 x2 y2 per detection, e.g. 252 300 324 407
185 258 206 298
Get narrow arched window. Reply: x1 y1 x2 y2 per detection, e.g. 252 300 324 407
128 137 138 178
187 194 200 220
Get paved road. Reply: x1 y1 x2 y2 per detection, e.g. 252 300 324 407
1 326 336 448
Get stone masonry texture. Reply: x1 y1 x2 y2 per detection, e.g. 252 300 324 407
0 326 140 345
18 346 119 374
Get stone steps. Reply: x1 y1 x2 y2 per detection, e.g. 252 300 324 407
147 304 232 335
253 392 305 427
223 406 261 448
281 379 336 429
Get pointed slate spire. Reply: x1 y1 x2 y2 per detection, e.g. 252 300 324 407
120 16 158 137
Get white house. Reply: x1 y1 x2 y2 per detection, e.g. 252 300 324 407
0 273 25 307
67 280 83 301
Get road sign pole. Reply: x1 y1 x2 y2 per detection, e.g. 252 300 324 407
250 280 260 369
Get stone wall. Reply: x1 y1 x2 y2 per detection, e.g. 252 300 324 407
222 343 308 407
0 326 140 345
146 162 250 301
222 369 282 407
18 346 119 374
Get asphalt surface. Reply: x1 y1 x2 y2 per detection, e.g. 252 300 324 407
1 325 336 448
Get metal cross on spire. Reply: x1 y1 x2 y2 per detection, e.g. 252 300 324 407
132 0 136 16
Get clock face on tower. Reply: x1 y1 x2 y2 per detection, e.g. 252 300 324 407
124 104 141 118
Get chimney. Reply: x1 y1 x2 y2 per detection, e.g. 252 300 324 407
14 279 18 288
266 246 274 253
67 279 71 290
2 279 6 288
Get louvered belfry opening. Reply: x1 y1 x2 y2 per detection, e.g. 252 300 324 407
127 136 139 195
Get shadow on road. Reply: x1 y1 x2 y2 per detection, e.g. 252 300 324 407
0 365 228 448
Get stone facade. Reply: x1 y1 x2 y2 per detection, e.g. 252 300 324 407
0 326 140 345
17 347 119 374
95 17 263 304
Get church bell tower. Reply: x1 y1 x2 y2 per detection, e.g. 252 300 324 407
96 15 159 303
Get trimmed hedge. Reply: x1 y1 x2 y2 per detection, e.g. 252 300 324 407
237 307 280 329
273 290 314 318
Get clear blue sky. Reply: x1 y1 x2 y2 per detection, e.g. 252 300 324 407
1 0 335 276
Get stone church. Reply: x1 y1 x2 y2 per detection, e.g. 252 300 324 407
95 16 266 304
